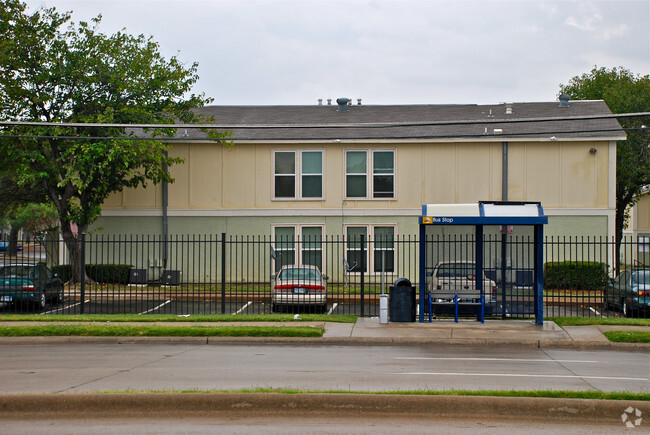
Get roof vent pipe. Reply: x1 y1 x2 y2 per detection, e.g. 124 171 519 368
318 99 322 106
558 94 570 108
357 99 362 105
337 97 350 112
327 99 332 105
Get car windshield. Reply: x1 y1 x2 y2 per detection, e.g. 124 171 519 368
436 263 474 278
279 268 320 281
0 266 34 279
632 270 650 285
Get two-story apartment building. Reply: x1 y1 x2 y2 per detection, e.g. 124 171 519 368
94 97 624 277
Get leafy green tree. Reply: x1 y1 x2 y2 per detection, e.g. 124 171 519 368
0 174 49 255
0 1 228 281
560 66 650 272
10 202 59 259
11 202 59 236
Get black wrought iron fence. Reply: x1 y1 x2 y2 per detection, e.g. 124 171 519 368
0 234 647 318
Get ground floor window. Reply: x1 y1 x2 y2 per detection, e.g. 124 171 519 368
345 225 395 274
273 225 324 273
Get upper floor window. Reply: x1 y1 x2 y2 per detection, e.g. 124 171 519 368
274 150 323 199
345 150 394 199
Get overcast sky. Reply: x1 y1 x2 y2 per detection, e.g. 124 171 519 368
25 0 650 106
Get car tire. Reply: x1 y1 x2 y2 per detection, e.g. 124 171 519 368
623 300 631 318
35 292 46 311
271 303 278 313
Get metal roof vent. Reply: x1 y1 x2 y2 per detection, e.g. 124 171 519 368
336 97 350 112
558 94 570 108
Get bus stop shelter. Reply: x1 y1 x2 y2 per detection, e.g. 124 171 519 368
418 201 548 324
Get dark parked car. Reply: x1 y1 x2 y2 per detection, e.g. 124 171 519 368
0 263 64 310
605 269 650 317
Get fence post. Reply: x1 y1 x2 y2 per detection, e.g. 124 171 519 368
80 233 86 315
534 225 544 325
360 234 365 317
221 232 226 315
500 231 507 319
418 224 426 323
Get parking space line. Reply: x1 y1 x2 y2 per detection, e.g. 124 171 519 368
41 300 90 314
139 300 172 315
327 303 338 315
233 301 252 315
590 307 601 316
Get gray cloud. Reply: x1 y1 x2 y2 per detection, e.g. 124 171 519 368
25 0 650 105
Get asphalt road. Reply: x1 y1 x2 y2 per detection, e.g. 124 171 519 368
1 343 648 394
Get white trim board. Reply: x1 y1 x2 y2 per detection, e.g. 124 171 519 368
100 207 614 218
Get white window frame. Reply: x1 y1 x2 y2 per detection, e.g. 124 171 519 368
344 224 397 274
272 224 326 273
344 149 395 199
273 150 324 200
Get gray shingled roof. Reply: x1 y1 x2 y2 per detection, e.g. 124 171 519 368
180 100 625 142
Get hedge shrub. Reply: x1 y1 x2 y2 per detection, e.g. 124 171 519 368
543 261 609 290
52 264 133 284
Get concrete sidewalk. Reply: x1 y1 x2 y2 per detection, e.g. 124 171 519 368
320 317 650 349
1 317 649 350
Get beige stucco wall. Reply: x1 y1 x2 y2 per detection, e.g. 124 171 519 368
94 138 614 283
633 193 650 232
103 139 612 213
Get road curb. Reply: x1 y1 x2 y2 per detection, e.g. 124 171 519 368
1 335 650 351
0 393 648 424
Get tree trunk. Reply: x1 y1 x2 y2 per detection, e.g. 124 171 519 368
60 222 90 284
615 208 624 276
7 227 20 256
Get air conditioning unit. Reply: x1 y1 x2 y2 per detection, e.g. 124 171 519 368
129 268 147 284
162 270 181 286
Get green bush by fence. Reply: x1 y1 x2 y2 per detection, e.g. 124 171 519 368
543 261 609 290
52 264 133 284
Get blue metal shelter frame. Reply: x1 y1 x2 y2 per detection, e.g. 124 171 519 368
418 201 548 325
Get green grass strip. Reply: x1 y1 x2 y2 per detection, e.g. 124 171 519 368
0 324 323 337
549 317 650 327
603 330 650 343
97 388 650 401
0 314 357 323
